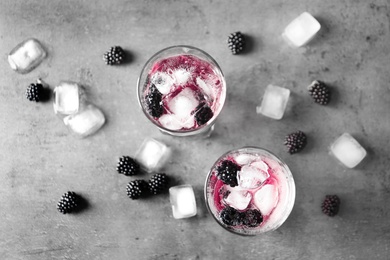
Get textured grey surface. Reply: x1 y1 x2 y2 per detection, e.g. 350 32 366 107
1 0 390 259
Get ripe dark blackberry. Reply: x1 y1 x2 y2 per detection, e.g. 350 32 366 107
227 32 245 55
220 206 243 226
242 209 263 227
126 180 149 200
308 80 331 105
284 131 307 154
26 83 44 102
57 191 79 214
216 160 241 187
116 156 140 176
195 106 213 126
145 84 163 118
103 46 125 65
321 195 341 217
149 173 168 195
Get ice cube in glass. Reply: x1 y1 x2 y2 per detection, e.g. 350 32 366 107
282 12 321 47
53 81 84 115
330 133 367 168
257 84 290 120
169 185 197 219
253 184 279 216
8 38 47 74
135 138 171 173
224 188 252 211
63 104 105 137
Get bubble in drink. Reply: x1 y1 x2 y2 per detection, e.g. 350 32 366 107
257 84 290 120
63 104 105 137
53 81 84 115
169 185 197 219
8 38 47 74
282 12 321 47
330 133 367 168
135 138 171 173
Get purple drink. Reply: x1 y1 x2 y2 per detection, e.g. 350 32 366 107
137 46 226 137
205 147 296 235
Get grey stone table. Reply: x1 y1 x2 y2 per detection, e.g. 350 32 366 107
1 1 389 259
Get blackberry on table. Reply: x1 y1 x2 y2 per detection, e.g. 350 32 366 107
284 131 307 154
149 173 168 195
57 191 79 214
321 195 341 217
26 83 44 102
145 84 163 118
220 206 243 226
242 209 263 227
126 180 149 200
116 156 140 176
195 106 213 126
308 80 331 105
103 46 125 65
227 32 245 55
216 160 241 187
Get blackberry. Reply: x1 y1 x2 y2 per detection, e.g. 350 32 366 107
26 83 44 102
284 131 307 154
195 106 213 126
242 209 263 227
57 191 79 214
126 180 149 200
116 156 140 176
321 195 341 217
220 206 243 226
308 80 331 105
149 173 168 195
145 84 163 118
227 32 245 55
103 46 125 65
216 160 241 187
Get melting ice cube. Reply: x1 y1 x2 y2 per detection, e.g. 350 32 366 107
254 184 279 216
63 104 105 137
53 81 84 115
257 84 290 120
169 185 197 219
224 188 252 211
135 138 171 173
196 77 215 102
159 114 183 131
151 72 174 95
173 69 191 85
330 133 367 168
238 165 269 189
234 154 256 166
166 88 199 127
8 38 47 74
282 12 321 47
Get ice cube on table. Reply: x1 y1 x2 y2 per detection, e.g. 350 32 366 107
151 72 174 95
135 138 171 173
224 188 252 211
53 82 84 115
330 133 367 168
169 185 197 219
238 165 269 189
282 12 321 48
8 38 47 74
257 84 290 120
254 184 279 216
166 87 199 128
63 104 105 137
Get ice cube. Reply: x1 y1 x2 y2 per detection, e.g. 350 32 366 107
330 133 367 168
135 138 171 173
282 12 321 48
53 81 84 115
224 187 252 211
254 184 279 216
166 88 198 128
159 114 183 130
257 84 290 120
234 154 256 166
173 69 191 85
151 72 174 95
63 104 105 137
250 160 269 173
196 77 214 101
8 38 47 74
238 165 269 189
169 185 197 219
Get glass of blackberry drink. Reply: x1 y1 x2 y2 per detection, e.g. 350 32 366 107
137 46 226 137
204 147 296 235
